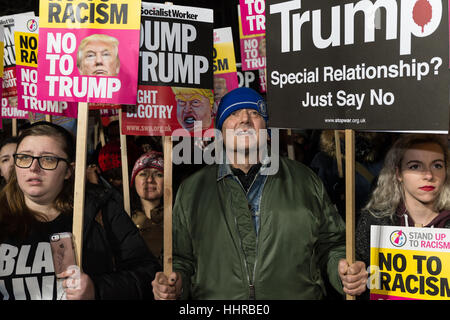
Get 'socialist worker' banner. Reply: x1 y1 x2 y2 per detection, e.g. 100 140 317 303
14 16 77 118
239 0 266 36
37 0 141 104
238 5 266 71
266 0 449 131
369 226 450 300
122 2 214 137
213 27 238 112
2 12 34 120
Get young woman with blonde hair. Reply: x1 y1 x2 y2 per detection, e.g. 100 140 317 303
356 133 450 267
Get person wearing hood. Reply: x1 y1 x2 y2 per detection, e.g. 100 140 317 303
356 133 450 296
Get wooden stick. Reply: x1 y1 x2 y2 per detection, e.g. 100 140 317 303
28 112 35 124
94 121 99 149
99 119 106 147
286 129 295 161
345 129 355 300
72 102 89 269
119 109 131 216
163 135 173 276
12 119 17 137
334 130 343 178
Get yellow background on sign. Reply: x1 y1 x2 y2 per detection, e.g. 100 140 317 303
15 32 38 67
214 42 237 74
370 248 450 300
39 0 141 30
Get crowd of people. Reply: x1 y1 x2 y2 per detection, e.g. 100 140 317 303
0 87 449 300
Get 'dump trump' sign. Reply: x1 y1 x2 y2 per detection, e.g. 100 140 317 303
37 0 141 104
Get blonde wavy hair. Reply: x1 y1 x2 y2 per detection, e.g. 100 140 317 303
364 134 450 220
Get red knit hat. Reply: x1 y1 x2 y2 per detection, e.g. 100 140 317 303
98 141 121 173
130 151 164 186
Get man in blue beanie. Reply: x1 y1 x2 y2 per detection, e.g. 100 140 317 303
152 87 368 300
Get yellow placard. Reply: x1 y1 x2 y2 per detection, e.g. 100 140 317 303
213 42 237 75
39 0 141 30
370 247 450 300
14 32 38 67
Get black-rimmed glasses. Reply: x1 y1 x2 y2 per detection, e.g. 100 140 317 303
13 154 69 170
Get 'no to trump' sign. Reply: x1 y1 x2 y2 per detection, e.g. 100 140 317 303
37 0 141 104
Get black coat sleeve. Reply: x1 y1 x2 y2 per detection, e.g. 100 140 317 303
86 188 161 300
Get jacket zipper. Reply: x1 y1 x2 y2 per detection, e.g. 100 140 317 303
231 172 264 300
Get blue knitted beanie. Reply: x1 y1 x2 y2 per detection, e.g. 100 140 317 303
215 87 268 131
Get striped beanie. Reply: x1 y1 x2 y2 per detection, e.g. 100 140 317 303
130 151 164 186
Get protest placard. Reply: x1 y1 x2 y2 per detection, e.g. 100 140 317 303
266 0 449 132
14 16 77 117
37 0 141 267
37 0 141 104
213 27 238 110
238 5 266 71
370 225 450 300
239 0 266 36
122 2 214 136
1 12 35 121
0 25 4 100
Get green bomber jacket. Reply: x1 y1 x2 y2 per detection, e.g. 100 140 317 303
173 156 346 299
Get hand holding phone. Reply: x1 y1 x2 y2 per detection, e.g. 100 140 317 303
50 232 77 276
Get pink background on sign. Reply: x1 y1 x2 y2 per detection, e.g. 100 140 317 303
240 35 266 71
370 293 419 300
213 72 238 107
17 65 77 117
239 0 266 36
37 28 139 104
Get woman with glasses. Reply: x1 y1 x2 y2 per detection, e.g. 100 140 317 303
0 122 160 300
355 134 450 298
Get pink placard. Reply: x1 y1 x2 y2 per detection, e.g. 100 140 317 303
213 73 238 112
240 35 266 71
17 65 77 117
239 0 266 36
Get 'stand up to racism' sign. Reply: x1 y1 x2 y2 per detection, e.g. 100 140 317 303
37 0 141 104
266 0 449 131
370 226 450 300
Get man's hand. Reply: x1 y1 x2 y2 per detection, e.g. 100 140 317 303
338 259 368 296
152 272 182 300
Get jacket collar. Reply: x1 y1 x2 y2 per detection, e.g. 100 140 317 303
217 152 271 182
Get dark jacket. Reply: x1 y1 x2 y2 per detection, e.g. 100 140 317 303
82 183 161 299
356 208 450 267
173 157 346 300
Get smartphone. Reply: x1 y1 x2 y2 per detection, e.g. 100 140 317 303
50 232 77 275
